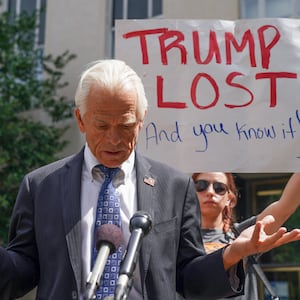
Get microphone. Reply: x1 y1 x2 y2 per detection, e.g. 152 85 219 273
84 224 123 300
114 211 152 300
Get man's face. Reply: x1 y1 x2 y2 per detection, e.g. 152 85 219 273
75 84 143 167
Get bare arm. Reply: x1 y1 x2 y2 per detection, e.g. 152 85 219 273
222 215 300 270
222 173 300 270
256 173 300 234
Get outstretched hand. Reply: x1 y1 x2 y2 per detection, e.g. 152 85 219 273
222 215 300 270
237 215 300 253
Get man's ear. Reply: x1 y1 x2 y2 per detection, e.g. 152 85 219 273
75 108 85 133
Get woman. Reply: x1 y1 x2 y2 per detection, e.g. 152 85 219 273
192 172 300 299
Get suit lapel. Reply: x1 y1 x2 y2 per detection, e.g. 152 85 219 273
135 152 157 295
61 149 84 294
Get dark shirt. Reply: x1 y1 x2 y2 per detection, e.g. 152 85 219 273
201 216 258 300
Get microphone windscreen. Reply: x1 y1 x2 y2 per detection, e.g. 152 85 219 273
96 223 124 253
130 211 152 235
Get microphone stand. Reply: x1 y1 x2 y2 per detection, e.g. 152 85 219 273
114 211 152 300
232 223 279 299
83 242 111 300
248 256 279 300
115 276 133 300
99 277 133 300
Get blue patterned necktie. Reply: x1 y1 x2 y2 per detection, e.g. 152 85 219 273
92 165 123 299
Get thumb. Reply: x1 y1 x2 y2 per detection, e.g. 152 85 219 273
259 215 275 226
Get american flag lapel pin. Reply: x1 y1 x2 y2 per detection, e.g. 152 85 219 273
143 176 156 187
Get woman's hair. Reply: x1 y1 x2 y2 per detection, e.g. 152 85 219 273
192 172 238 233
74 59 148 120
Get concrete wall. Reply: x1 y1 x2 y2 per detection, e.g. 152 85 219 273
163 0 240 19
44 0 112 156
0 0 7 13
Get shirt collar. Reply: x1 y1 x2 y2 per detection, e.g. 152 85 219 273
83 143 135 183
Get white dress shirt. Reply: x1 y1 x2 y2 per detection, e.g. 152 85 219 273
80 144 142 299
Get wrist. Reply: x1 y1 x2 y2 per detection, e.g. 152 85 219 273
222 244 243 270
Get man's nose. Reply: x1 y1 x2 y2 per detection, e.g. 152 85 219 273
107 127 121 145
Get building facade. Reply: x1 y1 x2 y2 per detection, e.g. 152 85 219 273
1 1 299 299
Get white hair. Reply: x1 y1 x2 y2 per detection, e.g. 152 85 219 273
74 59 148 120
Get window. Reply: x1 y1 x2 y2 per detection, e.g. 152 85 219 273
108 0 162 58
236 173 300 300
240 0 300 18
113 0 162 19
8 0 46 45
8 0 47 79
259 267 300 300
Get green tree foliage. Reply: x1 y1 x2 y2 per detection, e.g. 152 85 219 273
256 189 300 264
0 9 76 245
268 209 300 263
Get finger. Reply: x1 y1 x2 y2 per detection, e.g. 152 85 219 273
257 215 281 242
273 229 300 246
257 228 295 252
250 227 286 254
253 217 277 242
251 221 263 243
259 215 275 226
263 227 286 244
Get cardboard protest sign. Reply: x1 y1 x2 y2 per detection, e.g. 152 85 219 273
115 19 300 172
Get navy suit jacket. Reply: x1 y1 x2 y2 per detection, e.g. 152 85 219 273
0 148 243 299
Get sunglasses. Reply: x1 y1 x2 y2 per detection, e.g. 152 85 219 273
194 180 229 196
